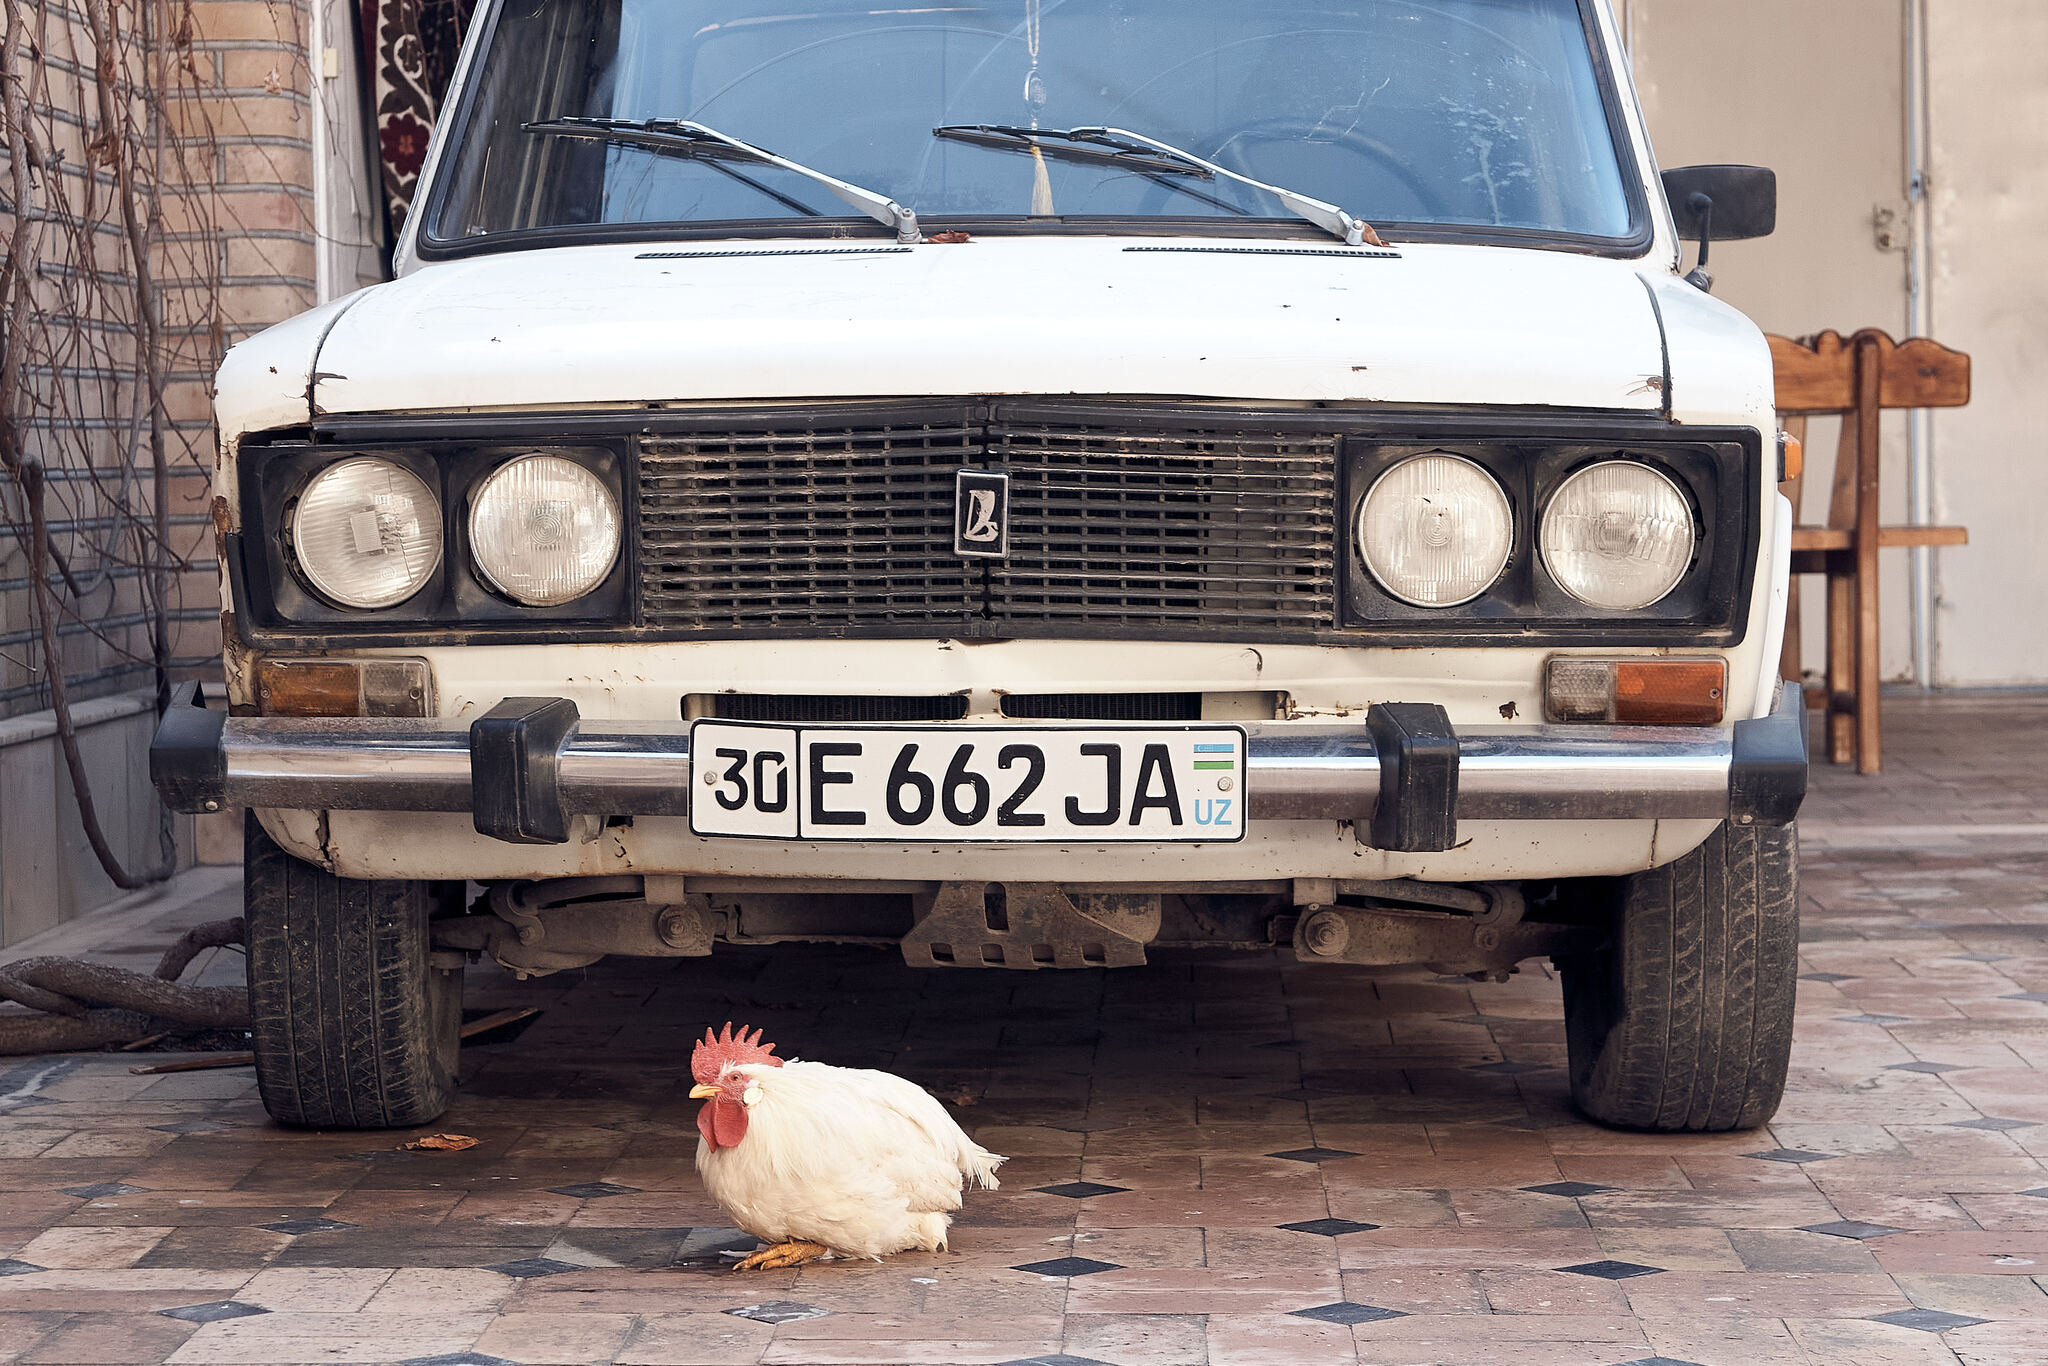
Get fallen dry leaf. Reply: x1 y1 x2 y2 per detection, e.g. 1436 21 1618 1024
401 1132 479 1152
929 230 973 244
951 1094 978 1107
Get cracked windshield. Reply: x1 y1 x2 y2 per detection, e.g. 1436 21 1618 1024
429 0 1637 245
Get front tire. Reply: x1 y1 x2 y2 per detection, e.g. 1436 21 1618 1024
1560 821 1799 1132
244 815 462 1128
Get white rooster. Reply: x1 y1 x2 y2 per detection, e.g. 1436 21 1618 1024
688 1023 1006 1270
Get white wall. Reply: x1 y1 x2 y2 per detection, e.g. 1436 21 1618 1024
1926 0 2048 686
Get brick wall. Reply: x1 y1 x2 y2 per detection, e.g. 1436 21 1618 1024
2 0 318 721
2 0 329 936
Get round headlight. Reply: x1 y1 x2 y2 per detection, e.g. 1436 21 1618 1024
289 457 442 609
1357 453 1514 607
1540 461 1696 610
468 455 621 607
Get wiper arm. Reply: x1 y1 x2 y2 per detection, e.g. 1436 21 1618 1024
524 116 922 244
933 124 1385 247
934 125 1213 178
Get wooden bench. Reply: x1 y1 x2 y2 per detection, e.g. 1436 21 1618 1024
1769 329 1971 775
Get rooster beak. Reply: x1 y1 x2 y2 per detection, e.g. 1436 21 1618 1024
688 1083 720 1100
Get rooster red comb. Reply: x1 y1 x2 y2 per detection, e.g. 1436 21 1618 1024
691 1022 782 1085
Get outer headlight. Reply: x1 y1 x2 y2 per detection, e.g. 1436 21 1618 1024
289 457 443 609
1540 461 1696 610
468 454 622 606
1357 453 1514 607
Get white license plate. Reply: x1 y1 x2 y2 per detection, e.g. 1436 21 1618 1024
687 722 1248 843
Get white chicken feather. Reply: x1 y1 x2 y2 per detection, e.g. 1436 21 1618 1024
689 1025 1004 1268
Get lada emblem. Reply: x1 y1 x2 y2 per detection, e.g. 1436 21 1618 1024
953 470 1010 559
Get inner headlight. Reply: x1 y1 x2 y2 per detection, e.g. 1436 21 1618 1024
289 457 442 609
468 454 621 606
1540 461 1696 610
1357 453 1514 607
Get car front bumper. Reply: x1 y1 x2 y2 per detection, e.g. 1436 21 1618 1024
151 681 1806 852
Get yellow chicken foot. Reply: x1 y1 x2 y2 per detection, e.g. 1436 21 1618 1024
733 1240 830 1271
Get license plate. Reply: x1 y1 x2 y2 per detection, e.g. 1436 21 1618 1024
687 722 1248 843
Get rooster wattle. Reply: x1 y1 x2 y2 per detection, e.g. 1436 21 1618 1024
689 1023 1006 1270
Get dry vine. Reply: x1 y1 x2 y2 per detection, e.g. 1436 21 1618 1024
1 0 258 888
0 916 247 1054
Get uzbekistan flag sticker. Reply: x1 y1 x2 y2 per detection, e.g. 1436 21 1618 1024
1192 742 1236 772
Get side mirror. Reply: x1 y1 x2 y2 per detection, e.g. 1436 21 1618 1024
1660 165 1776 292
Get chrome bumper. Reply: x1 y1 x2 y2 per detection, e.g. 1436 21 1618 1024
152 683 1806 849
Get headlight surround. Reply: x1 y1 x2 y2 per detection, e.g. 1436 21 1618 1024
467 454 622 606
1356 453 1515 607
1539 460 1697 610
288 457 443 609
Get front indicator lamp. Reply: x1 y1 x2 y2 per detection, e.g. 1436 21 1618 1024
1540 461 1696 610
468 454 622 606
1357 453 1514 607
289 457 443 609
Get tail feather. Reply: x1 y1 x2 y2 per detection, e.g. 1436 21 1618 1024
962 1144 1005 1191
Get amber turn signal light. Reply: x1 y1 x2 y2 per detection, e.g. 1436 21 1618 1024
255 658 432 717
1780 429 1804 483
1545 657 1726 725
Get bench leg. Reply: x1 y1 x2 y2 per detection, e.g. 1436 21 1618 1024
1826 570 1855 766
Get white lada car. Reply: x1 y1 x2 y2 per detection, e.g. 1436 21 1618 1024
154 0 1807 1134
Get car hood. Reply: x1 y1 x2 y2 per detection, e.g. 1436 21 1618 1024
303 236 1672 417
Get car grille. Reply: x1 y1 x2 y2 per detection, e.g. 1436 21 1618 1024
638 406 1338 639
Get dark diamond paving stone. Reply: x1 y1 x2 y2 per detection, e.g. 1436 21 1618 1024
400 1355 517 1366
1471 1060 1549 1074
259 1218 356 1235
1277 1218 1381 1237
1032 1182 1130 1199
2002 992 2048 1003
1496 1114 1579 1131
1799 971 1857 983
148 1119 226 1135
1839 1013 1909 1025
547 1182 642 1199
484 1257 586 1278
996 1357 1117 1366
1869 1308 1989 1333
1012 1257 1123 1278
1267 1147 1361 1163
1949 1116 2039 1131
0 1260 46 1277
1886 1061 1967 1074
1745 1148 1837 1164
1950 953 2012 962
2020 1188 2048 1199
724 1301 833 1324
1524 1181 1617 1198
1800 1220 1906 1240
1291 1301 1409 1326
61 1182 146 1199
1558 1260 1665 1280
157 1301 269 1323
670 1227 762 1271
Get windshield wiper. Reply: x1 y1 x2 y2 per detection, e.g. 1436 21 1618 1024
932 124 1385 247
524 116 922 244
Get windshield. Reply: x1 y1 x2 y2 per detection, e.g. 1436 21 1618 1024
424 0 1641 249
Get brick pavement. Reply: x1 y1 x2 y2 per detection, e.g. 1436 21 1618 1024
1 693 2046 1365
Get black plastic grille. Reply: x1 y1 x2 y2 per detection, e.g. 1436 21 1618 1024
698 693 969 722
640 419 978 632
1001 692 1203 721
638 409 1339 639
988 420 1338 631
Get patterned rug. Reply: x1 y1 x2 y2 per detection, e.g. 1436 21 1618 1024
361 0 477 243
